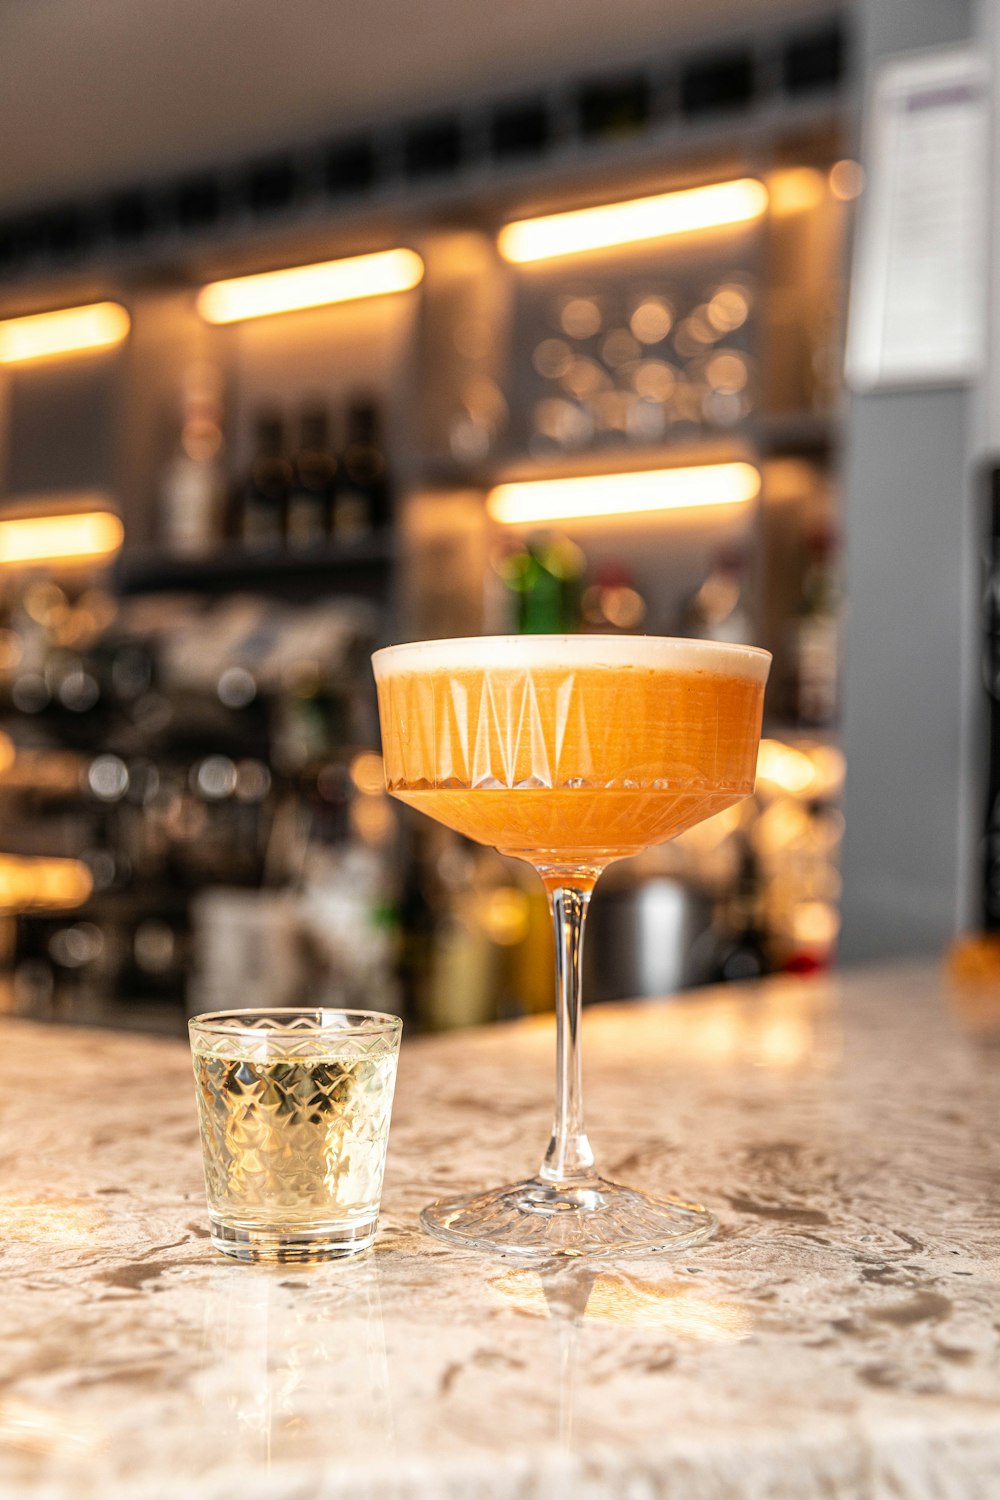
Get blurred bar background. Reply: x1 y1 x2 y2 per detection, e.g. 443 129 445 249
0 0 990 1034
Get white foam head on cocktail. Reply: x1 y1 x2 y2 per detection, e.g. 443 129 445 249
372 634 771 683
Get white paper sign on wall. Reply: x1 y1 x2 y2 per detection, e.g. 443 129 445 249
846 45 989 391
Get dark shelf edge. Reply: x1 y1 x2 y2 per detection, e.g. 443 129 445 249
117 536 397 596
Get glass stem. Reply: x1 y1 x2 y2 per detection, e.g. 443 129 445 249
540 885 596 1185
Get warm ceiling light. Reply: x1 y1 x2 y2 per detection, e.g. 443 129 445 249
197 248 424 324
487 463 760 525
0 302 130 365
0 511 124 566
497 179 769 263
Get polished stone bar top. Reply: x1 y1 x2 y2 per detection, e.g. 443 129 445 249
3 962 1000 1499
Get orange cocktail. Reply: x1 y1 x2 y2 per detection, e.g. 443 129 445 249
373 634 770 1260
376 636 766 871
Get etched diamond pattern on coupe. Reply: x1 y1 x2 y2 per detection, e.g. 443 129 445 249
377 659 764 861
193 1029 398 1232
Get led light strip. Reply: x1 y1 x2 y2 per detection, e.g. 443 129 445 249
197 248 424 324
0 854 93 911
0 511 124 565
488 463 760 524
0 302 130 364
498 179 769 263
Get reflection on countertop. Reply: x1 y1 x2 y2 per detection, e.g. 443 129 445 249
2 961 1000 1499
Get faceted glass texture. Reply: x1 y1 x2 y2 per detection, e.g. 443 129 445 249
190 1009 402 1262
376 638 765 862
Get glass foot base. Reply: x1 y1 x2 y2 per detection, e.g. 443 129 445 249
420 1177 717 1260
209 1214 377 1263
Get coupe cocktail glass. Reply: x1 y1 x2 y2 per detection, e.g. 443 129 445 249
373 635 769 1259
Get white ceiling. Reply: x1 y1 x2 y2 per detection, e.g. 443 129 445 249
0 0 836 213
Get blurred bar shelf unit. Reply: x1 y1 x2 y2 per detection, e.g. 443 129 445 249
0 10 853 1027
0 6 851 642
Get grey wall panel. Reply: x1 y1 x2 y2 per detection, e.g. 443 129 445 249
6 355 120 497
838 0 977 962
839 389 970 959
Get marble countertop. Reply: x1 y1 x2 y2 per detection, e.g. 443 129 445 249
3 961 1000 1499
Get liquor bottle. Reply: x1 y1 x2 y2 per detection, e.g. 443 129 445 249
396 827 436 1026
499 533 584 634
286 407 336 548
333 398 390 539
792 526 841 728
713 842 769 983
159 364 227 556
238 413 291 550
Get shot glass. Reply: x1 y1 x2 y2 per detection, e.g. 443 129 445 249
189 1008 402 1262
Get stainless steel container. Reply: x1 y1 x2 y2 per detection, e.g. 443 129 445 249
585 876 716 1003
